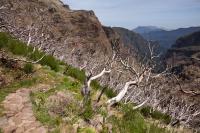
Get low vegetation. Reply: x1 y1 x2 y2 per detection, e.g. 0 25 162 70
0 32 60 71
23 63 34 74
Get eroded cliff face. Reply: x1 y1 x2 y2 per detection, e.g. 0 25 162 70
0 0 139 90
0 0 200 130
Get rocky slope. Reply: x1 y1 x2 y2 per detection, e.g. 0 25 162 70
113 27 149 57
0 0 142 88
164 32 200 129
166 31 200 85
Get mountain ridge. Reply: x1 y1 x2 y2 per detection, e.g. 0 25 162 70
133 26 164 34
134 26 200 48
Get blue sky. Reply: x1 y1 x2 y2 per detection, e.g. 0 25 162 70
62 0 200 30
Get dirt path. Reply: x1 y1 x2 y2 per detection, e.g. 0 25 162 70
0 88 47 133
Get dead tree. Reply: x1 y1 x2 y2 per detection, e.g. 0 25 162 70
80 62 111 104
107 42 168 109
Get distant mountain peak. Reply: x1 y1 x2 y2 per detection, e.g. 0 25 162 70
133 26 164 34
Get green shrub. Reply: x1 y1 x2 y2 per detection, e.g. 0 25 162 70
91 80 101 90
7 39 29 55
81 98 93 120
104 87 116 98
109 104 170 133
23 63 34 74
0 32 8 49
64 65 86 83
140 106 171 124
91 81 116 98
39 55 60 72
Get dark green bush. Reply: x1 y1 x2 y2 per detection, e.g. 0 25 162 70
81 98 93 120
7 39 29 55
91 81 116 98
64 65 86 83
0 32 8 49
23 63 34 74
91 80 101 90
104 87 116 98
140 106 171 124
39 55 60 72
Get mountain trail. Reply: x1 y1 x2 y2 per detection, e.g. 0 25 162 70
0 84 51 133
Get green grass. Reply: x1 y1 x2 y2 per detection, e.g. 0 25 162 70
0 77 38 116
140 106 171 124
0 32 60 71
23 63 34 74
64 65 86 83
81 98 94 120
30 92 62 127
91 80 116 98
30 74 83 129
108 104 170 133
77 127 96 133
0 77 37 102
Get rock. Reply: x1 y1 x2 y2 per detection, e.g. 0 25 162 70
0 116 8 127
31 127 47 133
15 126 25 133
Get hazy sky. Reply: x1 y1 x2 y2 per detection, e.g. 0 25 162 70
62 0 200 30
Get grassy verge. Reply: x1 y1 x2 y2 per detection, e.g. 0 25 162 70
0 77 38 116
30 73 83 132
108 104 171 133
0 32 60 71
140 106 171 124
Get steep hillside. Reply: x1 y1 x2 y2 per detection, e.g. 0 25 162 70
166 31 200 76
113 27 149 57
0 32 189 133
165 32 200 118
114 27 166 58
135 26 200 48
0 0 141 95
0 0 200 131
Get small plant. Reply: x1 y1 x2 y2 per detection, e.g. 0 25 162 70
23 63 34 74
91 80 116 98
77 127 96 133
0 32 8 49
81 98 93 120
140 106 171 124
39 55 60 72
64 65 86 83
